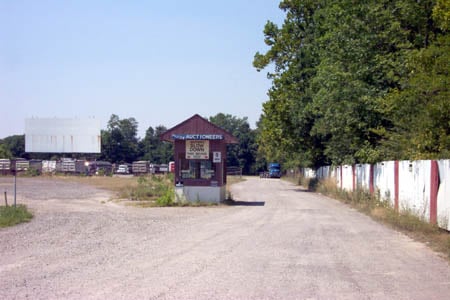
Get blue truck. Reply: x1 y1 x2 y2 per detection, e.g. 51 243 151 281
268 162 281 178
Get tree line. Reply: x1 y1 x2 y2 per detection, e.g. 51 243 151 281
254 0 449 169
0 113 261 174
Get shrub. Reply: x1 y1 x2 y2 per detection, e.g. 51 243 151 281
25 168 40 177
0 205 33 227
120 174 175 203
156 186 174 206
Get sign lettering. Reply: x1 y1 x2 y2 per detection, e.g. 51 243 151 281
213 152 221 163
186 140 209 159
172 134 223 140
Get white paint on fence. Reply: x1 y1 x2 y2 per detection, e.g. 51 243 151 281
437 160 450 230
356 164 371 190
374 161 396 206
302 168 316 178
310 159 450 231
317 165 331 179
341 165 353 191
399 160 431 220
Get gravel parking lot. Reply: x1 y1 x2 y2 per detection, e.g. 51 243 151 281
1 176 450 299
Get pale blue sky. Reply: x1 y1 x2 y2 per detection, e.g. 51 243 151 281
0 0 284 138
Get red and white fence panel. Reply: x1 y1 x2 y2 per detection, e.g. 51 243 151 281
313 159 450 230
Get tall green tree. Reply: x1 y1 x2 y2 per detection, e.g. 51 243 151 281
209 113 257 174
1 135 27 159
139 125 173 164
309 0 418 164
254 0 448 167
100 114 139 163
0 143 12 158
381 3 450 159
254 0 324 168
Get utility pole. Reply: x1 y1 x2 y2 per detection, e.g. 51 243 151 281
11 159 17 207
14 168 17 207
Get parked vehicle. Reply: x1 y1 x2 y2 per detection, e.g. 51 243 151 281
159 164 169 173
116 164 130 174
90 161 113 175
132 161 149 175
268 162 281 178
15 159 30 172
0 159 11 175
42 160 57 173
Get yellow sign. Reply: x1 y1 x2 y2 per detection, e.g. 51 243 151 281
186 140 209 159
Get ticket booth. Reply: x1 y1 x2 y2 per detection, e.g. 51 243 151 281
160 114 238 203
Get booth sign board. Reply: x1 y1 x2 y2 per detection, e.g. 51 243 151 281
213 152 221 163
186 140 209 159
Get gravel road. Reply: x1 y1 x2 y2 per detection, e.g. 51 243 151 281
1 176 450 299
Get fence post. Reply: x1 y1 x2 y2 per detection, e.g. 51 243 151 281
394 161 399 211
430 160 439 224
369 164 374 195
352 165 356 191
4 190 7 206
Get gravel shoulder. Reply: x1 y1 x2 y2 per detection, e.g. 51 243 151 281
1 176 450 299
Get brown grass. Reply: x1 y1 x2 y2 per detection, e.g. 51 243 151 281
314 178 450 261
63 174 236 206
59 175 139 194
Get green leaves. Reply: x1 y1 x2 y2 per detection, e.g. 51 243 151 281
101 114 140 163
139 125 173 164
254 0 449 167
0 135 24 158
0 144 12 159
433 0 450 31
382 35 450 159
209 113 257 174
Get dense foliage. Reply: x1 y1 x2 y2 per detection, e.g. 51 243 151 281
138 125 173 164
209 113 259 174
254 0 449 168
98 114 174 164
0 135 26 159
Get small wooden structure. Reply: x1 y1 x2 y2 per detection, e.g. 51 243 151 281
161 114 238 203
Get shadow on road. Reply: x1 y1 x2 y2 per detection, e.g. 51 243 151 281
292 188 311 193
221 199 265 206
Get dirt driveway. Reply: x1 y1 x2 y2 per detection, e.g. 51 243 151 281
1 176 450 299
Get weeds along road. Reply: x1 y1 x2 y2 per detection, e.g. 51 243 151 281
1 176 450 299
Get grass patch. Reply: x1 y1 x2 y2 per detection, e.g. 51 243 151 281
62 174 175 206
122 175 174 201
0 205 33 228
311 178 450 261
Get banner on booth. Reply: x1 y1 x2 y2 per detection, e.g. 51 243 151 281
186 140 209 159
